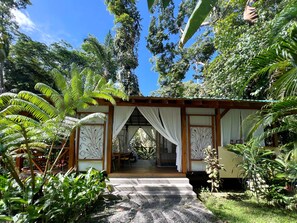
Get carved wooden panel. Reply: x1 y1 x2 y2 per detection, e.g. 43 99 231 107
190 127 213 160
79 125 104 159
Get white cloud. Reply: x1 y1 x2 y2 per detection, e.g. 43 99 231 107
11 8 36 32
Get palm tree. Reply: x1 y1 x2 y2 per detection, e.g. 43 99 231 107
0 65 127 198
244 5 297 193
83 34 118 82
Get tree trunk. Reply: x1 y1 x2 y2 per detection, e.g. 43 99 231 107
0 61 4 93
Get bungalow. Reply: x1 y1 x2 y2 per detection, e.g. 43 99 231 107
67 96 266 179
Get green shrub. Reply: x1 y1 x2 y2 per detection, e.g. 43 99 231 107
204 146 224 192
135 146 156 160
227 140 297 210
0 168 108 222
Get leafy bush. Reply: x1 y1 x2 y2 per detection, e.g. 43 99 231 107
204 146 224 192
0 168 108 222
135 146 156 160
227 140 297 210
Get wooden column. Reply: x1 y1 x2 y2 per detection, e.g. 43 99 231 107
181 107 187 174
106 105 114 174
215 108 221 149
15 157 23 172
68 130 75 170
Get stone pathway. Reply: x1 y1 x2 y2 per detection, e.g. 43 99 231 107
84 178 219 223
86 195 218 223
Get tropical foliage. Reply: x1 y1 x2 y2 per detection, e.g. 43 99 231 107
105 0 141 96
204 146 224 192
0 168 108 222
224 0 297 210
0 65 127 221
0 0 31 93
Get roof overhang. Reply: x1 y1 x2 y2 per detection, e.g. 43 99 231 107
97 96 269 109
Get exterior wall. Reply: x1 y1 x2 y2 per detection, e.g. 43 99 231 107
76 106 109 171
73 103 262 175
218 146 242 178
186 108 215 172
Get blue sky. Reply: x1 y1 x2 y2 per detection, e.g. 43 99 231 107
13 0 192 96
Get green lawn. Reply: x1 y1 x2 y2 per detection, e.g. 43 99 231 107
200 192 297 223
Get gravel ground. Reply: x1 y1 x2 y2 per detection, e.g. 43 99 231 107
84 195 219 223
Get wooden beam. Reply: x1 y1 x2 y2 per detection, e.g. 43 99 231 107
220 109 230 119
181 107 187 174
215 108 221 148
106 105 114 174
68 130 75 170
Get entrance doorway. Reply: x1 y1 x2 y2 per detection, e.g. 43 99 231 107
111 108 177 174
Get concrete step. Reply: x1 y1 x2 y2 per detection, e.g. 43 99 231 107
108 177 197 200
113 184 193 192
108 177 190 185
114 191 197 198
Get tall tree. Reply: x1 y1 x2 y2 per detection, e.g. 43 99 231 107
4 34 54 92
202 0 291 99
4 34 89 92
0 0 31 93
82 33 118 82
147 0 215 97
105 0 141 96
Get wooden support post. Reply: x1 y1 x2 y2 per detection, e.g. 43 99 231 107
106 105 114 174
15 156 23 172
68 130 75 170
215 108 221 149
181 107 187 174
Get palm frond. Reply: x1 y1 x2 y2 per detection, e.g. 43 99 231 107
272 67 297 98
0 105 22 116
89 92 116 105
51 68 67 93
5 115 40 127
10 98 51 121
94 76 107 90
35 83 63 108
17 91 58 118
0 92 16 108
84 36 107 62
70 64 84 101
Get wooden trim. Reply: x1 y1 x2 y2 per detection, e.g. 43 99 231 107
187 116 192 171
215 108 221 148
189 124 212 128
76 123 106 171
95 97 266 109
68 130 75 169
106 105 114 174
211 116 215 149
186 114 215 117
75 127 80 171
188 114 216 172
181 107 187 174
220 109 230 119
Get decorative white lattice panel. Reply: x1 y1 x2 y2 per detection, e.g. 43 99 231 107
190 127 213 160
79 125 104 159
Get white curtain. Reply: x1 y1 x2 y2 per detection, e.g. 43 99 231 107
138 107 182 172
221 109 264 146
113 106 135 140
127 126 139 144
221 110 241 145
141 126 156 141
